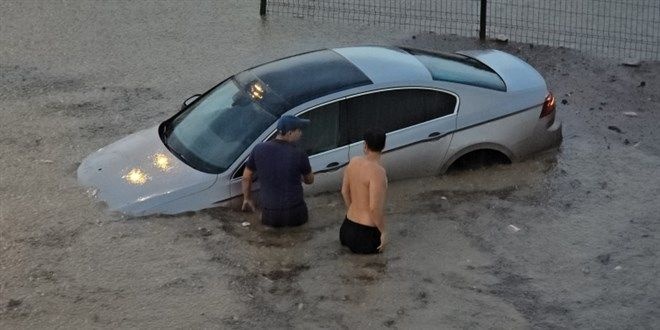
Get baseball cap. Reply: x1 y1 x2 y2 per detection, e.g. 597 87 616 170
277 115 310 133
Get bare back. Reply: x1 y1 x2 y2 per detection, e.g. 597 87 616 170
342 156 387 228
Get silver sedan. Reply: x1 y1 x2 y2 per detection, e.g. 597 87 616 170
78 46 562 216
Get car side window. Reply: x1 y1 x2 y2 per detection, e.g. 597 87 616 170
298 102 343 155
231 131 277 180
345 89 456 143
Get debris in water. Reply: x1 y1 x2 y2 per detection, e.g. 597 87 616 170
597 253 611 265
607 126 623 134
614 265 622 271
7 299 22 308
639 81 646 87
197 227 212 237
495 34 509 42
439 196 450 209
37 159 54 164
507 224 521 233
241 221 251 227
623 111 638 117
622 58 641 67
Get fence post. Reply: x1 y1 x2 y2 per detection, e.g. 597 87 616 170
479 0 487 40
260 0 267 16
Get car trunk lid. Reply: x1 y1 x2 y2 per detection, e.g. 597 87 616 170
457 49 546 92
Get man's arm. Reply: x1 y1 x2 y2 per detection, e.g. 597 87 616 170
300 151 314 185
341 165 351 208
241 166 256 212
368 167 388 251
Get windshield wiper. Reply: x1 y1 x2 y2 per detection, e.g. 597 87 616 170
161 120 173 140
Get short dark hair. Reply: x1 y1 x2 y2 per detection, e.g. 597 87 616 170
363 129 386 152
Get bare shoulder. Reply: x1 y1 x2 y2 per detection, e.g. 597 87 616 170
349 156 364 164
366 161 386 178
348 156 365 169
373 163 387 179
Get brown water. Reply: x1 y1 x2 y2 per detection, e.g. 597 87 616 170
1 1 659 328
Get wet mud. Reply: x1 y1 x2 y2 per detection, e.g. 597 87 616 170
1 1 659 329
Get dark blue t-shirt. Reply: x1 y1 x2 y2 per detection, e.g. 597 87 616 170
246 140 312 210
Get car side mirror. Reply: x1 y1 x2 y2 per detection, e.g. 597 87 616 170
181 94 201 110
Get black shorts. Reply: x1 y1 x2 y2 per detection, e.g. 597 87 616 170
261 203 308 227
339 217 381 254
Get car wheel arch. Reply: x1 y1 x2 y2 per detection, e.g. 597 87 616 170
440 143 514 174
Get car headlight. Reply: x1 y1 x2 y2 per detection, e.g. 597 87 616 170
123 168 150 185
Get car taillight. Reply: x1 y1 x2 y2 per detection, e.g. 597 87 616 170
540 92 556 118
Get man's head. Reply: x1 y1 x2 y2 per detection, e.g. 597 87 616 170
363 129 386 153
276 115 310 142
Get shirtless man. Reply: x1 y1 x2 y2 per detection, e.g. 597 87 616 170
340 129 388 254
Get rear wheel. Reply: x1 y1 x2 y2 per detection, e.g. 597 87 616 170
447 149 511 172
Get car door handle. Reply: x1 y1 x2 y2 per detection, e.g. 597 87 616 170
425 131 446 141
382 132 450 155
314 161 347 174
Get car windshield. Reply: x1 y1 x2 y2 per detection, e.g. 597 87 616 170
162 78 277 173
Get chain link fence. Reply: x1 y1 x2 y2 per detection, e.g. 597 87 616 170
264 0 660 61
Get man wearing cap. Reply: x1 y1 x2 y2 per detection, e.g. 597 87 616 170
241 115 314 227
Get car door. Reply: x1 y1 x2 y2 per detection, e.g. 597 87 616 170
346 88 458 180
297 101 350 195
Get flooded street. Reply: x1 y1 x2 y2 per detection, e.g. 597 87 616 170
1 1 658 328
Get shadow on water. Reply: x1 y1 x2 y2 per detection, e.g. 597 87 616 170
386 148 560 213
204 207 317 248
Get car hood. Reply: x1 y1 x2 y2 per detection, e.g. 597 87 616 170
77 126 217 215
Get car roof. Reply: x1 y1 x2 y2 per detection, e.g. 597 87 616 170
237 46 507 116
238 46 440 112
332 46 433 83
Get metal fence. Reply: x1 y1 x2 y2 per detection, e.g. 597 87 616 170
263 0 660 61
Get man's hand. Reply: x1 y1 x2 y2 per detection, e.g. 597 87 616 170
242 166 256 212
377 231 388 252
241 198 256 212
302 172 314 185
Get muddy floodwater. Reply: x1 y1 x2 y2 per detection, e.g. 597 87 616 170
1 1 658 329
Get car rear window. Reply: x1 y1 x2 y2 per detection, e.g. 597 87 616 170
403 48 506 92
